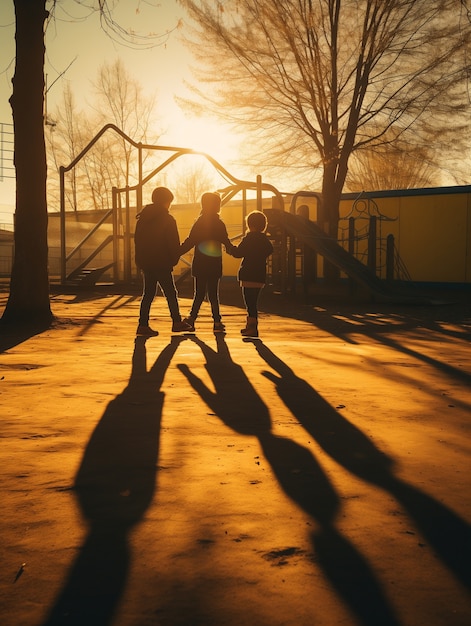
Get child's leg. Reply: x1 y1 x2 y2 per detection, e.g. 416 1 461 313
207 276 221 322
157 271 182 322
241 287 261 337
138 271 158 326
242 287 261 318
189 276 207 320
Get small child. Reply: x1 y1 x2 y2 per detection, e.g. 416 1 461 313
180 192 233 333
231 210 273 337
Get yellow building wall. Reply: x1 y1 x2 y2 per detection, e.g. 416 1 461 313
336 190 471 284
396 194 469 282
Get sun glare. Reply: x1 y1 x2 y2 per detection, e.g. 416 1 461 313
165 114 240 168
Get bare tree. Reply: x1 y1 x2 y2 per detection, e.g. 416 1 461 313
46 83 88 211
47 59 160 213
346 135 438 192
179 0 471 237
171 159 220 204
2 1 174 327
90 58 158 190
2 0 52 326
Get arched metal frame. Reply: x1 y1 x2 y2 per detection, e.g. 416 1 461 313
59 124 285 285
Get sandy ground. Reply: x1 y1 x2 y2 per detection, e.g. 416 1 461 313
0 282 470 626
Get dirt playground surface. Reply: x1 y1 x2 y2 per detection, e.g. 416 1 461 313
0 282 470 626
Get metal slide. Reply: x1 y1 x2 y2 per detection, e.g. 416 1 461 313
265 209 435 303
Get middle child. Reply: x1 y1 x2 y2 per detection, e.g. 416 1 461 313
180 192 234 333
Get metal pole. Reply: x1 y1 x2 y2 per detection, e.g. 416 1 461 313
112 187 119 282
124 186 131 282
368 215 377 273
386 234 395 281
242 188 247 233
137 143 143 214
60 166 66 284
348 217 355 256
257 174 262 212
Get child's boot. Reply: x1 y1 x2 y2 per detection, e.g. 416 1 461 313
183 316 196 332
241 316 258 337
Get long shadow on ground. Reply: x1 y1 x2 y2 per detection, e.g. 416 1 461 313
178 334 400 626
41 335 185 626
249 339 471 593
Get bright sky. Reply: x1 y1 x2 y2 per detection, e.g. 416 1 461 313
0 0 245 221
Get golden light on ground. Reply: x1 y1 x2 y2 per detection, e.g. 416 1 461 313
1 289 470 625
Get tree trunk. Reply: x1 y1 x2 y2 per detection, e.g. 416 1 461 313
2 0 53 327
320 160 343 282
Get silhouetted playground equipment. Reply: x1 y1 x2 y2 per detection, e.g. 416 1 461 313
57 124 435 302
59 124 281 287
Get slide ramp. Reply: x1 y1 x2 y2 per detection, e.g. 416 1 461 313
265 209 435 304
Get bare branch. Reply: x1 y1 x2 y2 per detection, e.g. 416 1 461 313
179 0 471 223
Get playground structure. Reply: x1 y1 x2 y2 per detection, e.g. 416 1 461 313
57 124 282 287
53 125 470 300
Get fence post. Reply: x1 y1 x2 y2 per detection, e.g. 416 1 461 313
348 217 355 256
112 187 119 283
386 233 395 281
124 186 132 283
368 215 377 273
